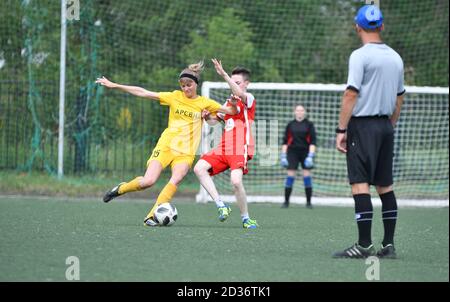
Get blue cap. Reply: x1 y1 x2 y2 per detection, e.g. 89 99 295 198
355 5 383 29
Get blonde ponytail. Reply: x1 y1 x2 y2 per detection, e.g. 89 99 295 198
179 60 204 83
188 61 204 75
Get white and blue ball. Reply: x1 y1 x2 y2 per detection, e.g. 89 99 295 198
153 203 178 226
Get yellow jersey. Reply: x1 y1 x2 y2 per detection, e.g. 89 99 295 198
156 90 222 155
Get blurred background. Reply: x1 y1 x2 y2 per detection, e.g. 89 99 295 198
0 0 448 199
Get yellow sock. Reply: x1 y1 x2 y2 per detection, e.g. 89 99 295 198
145 182 177 219
118 177 143 195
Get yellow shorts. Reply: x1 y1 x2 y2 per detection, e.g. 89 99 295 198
146 144 195 169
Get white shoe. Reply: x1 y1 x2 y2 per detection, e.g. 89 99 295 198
143 217 158 227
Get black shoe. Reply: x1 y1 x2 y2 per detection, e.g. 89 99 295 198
377 244 397 259
281 203 289 208
103 182 125 203
306 203 313 209
333 243 376 259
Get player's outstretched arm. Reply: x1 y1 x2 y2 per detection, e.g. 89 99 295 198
95 76 159 100
211 58 247 104
218 95 239 116
201 109 220 126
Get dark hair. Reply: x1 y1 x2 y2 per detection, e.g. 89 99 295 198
360 25 383 33
231 66 251 81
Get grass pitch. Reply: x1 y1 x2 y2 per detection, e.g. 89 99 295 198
0 196 448 282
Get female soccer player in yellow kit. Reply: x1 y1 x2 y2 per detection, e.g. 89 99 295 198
95 62 238 226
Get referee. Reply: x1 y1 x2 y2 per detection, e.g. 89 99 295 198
333 4 405 259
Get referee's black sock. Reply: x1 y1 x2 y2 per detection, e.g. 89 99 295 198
380 191 398 246
353 194 373 248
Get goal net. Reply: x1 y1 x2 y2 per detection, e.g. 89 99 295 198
197 82 449 206
1 1 448 180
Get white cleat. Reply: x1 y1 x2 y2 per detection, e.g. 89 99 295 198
143 217 158 227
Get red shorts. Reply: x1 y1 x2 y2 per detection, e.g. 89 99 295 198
200 149 253 176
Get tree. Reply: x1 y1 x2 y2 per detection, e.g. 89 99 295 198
182 8 256 82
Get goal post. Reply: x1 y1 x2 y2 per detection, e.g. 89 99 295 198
197 82 449 207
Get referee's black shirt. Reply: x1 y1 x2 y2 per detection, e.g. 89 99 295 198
282 119 316 150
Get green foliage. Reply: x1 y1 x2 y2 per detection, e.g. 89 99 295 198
382 0 449 86
182 8 255 81
0 0 448 176
1 0 448 86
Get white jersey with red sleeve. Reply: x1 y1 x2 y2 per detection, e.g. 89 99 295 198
216 92 256 158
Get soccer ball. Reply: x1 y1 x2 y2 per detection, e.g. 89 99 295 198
153 203 178 226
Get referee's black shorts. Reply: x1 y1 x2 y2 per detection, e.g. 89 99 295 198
287 147 311 170
346 116 394 186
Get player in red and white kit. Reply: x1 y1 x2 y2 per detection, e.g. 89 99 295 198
193 59 258 229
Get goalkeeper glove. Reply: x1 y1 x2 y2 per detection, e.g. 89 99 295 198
304 152 315 169
280 153 289 168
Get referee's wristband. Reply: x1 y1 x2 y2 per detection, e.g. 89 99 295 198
335 127 347 134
